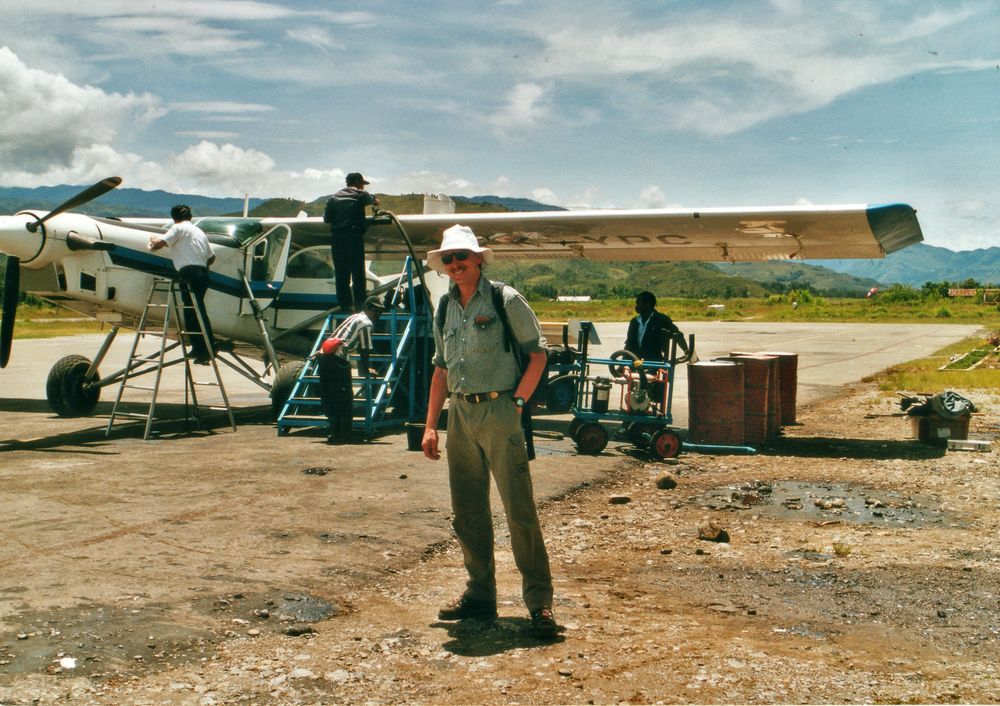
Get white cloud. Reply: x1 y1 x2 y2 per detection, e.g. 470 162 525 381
0 144 176 192
171 102 276 114
1 0 297 22
176 131 241 140
286 27 343 51
170 141 276 193
636 185 668 209
0 47 163 173
522 4 997 136
531 187 559 205
488 82 550 134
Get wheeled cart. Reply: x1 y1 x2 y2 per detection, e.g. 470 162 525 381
567 322 688 461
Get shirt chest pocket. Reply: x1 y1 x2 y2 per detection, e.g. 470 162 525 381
468 317 504 353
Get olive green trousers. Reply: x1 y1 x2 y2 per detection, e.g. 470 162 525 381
445 395 553 611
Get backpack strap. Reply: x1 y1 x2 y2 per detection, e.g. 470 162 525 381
435 292 450 334
490 281 515 354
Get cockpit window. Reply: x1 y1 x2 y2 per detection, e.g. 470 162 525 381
196 218 264 244
286 247 334 279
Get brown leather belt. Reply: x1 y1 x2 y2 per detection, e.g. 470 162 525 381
456 391 507 404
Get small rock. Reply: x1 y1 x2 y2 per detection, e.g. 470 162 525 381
698 519 730 543
284 625 317 637
558 668 573 677
655 472 677 490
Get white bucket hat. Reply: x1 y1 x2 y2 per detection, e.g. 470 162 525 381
425 224 493 273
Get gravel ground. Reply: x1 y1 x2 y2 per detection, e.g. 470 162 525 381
3 381 999 705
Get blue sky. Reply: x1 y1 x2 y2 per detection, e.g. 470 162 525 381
1 0 998 250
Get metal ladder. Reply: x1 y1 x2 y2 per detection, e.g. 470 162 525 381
105 277 236 440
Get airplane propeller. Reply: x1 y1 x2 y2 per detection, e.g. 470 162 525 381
25 176 122 233
1 176 123 367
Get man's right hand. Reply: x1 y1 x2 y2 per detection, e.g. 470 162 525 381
422 427 440 460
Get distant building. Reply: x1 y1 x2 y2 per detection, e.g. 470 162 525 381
557 295 591 302
949 288 1000 302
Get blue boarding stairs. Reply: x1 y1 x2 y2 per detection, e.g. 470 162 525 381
275 261 432 439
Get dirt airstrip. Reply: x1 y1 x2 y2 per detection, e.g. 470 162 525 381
0 375 997 705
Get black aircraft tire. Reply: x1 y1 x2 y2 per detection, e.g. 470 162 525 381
46 355 101 417
271 360 306 418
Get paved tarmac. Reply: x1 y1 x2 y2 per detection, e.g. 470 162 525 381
0 320 981 436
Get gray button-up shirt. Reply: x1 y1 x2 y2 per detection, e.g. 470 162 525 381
432 276 545 394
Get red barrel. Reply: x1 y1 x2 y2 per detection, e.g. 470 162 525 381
756 351 798 425
688 361 745 444
724 355 773 444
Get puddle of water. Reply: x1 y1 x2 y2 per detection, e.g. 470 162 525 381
701 480 965 528
277 593 336 622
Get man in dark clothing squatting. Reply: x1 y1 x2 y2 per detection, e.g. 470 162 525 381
323 172 379 312
315 295 386 444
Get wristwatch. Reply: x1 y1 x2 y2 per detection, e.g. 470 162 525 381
513 396 526 409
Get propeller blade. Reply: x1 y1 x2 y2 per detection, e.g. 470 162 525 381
27 176 122 232
1 256 20 368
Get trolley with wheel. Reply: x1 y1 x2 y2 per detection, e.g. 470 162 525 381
567 322 689 461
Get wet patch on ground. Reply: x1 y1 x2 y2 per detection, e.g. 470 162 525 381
194 590 341 628
0 590 344 680
694 480 967 528
0 599 217 678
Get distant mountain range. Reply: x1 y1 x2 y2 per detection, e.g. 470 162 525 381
2 183 993 289
0 184 264 218
806 243 1000 287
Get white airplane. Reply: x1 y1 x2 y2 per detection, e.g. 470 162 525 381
0 176 923 417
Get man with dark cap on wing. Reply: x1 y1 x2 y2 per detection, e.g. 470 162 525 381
323 172 379 312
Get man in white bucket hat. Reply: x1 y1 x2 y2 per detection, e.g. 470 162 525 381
421 224 559 638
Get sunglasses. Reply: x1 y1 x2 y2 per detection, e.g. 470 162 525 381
440 251 472 265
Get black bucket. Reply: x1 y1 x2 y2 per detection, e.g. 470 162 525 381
405 423 425 451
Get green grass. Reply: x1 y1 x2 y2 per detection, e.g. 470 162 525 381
869 335 1000 393
12 306 106 339
530 296 1000 325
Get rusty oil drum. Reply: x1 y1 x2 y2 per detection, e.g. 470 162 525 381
756 351 798 425
687 360 745 445
724 354 778 443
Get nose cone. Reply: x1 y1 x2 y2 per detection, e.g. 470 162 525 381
0 214 45 262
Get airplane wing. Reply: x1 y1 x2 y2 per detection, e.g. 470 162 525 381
356 202 921 262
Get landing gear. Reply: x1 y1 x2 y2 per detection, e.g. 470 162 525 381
46 355 101 417
271 360 305 418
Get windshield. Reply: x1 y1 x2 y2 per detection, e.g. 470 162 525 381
195 218 264 244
